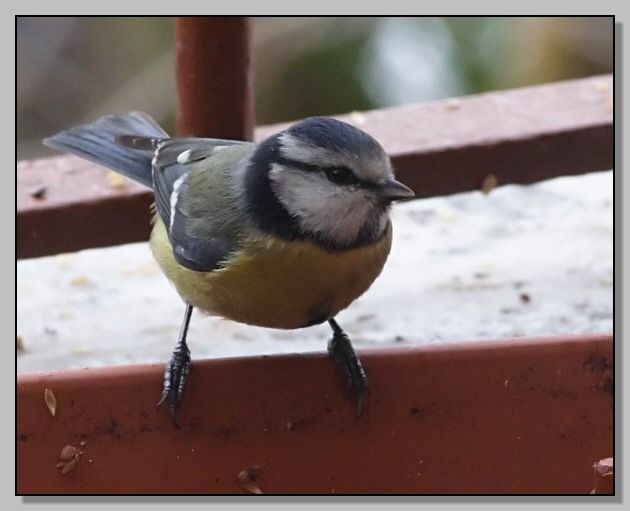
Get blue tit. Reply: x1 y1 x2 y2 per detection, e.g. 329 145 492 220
44 112 414 424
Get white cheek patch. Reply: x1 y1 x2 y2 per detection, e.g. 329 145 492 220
269 164 382 246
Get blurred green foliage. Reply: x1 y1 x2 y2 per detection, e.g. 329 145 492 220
17 16 613 160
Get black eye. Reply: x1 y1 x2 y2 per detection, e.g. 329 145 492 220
325 166 356 186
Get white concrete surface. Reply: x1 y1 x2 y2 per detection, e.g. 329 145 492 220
17 170 613 373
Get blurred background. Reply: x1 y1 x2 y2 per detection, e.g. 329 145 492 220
17 16 613 371
17 16 613 161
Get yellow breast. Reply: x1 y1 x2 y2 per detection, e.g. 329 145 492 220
150 219 392 329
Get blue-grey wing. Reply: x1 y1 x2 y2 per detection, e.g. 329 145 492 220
147 138 253 272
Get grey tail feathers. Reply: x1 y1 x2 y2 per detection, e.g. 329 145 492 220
43 112 169 189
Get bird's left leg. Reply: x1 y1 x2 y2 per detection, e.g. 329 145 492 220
327 317 368 416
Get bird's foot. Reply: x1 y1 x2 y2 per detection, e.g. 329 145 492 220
156 340 191 427
327 318 368 416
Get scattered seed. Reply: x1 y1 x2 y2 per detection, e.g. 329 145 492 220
519 293 531 303
17 336 24 351
54 254 72 267
59 445 79 461
481 173 498 195
69 276 90 287
105 171 127 188
44 388 57 417
60 454 81 474
445 98 461 111
237 465 263 494
70 346 92 355
600 276 613 287
57 444 82 474
30 185 47 199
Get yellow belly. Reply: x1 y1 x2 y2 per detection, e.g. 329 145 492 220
150 219 392 329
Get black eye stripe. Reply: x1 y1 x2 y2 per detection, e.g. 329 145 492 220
275 156 329 174
275 156 365 187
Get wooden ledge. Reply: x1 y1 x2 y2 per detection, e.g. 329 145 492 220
18 333 613 494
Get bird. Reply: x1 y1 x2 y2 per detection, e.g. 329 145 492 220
44 112 415 424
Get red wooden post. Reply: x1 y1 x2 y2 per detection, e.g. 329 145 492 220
175 17 254 141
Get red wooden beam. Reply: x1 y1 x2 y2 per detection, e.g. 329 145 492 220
18 74 613 259
257 73 614 199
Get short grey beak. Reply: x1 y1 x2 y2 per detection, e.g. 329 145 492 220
377 178 415 202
